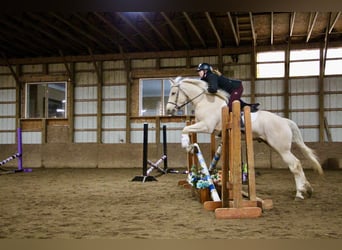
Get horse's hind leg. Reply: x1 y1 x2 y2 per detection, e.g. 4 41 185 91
280 151 313 200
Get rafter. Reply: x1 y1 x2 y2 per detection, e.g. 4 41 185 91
205 12 222 48
50 12 109 51
289 12 296 37
249 12 256 46
0 15 54 56
30 13 89 51
329 11 341 34
182 12 206 48
160 12 190 49
270 12 274 45
94 12 144 51
227 12 239 46
306 12 318 43
116 12 159 50
26 13 80 52
74 13 125 54
139 13 175 50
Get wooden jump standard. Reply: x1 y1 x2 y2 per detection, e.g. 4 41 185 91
206 101 272 219
179 100 272 219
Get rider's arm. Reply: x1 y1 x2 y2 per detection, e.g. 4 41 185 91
206 73 218 93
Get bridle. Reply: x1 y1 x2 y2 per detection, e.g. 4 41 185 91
167 82 206 111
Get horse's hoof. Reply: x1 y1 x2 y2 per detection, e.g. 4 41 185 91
294 191 305 200
185 145 194 153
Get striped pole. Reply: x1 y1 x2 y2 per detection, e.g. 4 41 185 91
193 143 221 202
209 142 222 172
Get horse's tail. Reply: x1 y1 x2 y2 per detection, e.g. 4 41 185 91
287 119 323 175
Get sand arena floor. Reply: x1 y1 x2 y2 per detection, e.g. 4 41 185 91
0 168 341 239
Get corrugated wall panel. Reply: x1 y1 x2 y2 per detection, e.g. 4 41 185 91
290 78 319 92
75 72 97 85
191 56 218 66
74 131 97 143
0 104 16 116
324 77 342 141
102 86 126 99
22 131 42 144
21 64 43 73
102 60 125 69
48 63 68 73
102 116 126 129
102 101 126 113
74 117 97 129
160 58 186 67
0 132 15 144
103 71 126 84
75 62 95 70
130 122 156 143
102 131 126 143
228 65 251 79
74 102 97 114
0 89 16 102
0 66 11 74
255 79 284 111
74 86 97 99
0 118 16 130
0 75 16 87
131 59 156 68
289 78 320 142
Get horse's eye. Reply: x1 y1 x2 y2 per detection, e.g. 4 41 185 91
171 92 176 96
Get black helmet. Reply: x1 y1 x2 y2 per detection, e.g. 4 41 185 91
196 63 212 72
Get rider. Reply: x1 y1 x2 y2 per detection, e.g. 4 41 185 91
196 62 259 112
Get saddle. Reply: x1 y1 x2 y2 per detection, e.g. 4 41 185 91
239 99 260 112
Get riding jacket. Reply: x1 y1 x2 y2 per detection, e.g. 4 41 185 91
201 71 242 94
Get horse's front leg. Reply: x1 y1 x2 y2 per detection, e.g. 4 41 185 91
181 121 210 151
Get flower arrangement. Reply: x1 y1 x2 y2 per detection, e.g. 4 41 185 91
188 165 219 189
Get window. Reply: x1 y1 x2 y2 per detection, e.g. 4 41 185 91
26 82 67 118
289 49 319 77
256 51 285 78
140 78 194 116
325 47 342 75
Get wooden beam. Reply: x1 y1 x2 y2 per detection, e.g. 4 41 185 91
33 13 89 50
94 12 143 51
205 12 222 48
74 13 124 53
227 12 239 46
289 12 296 37
329 11 341 34
50 12 109 51
116 12 159 50
58 50 73 79
319 14 330 142
139 12 175 50
270 12 274 45
249 12 256 46
2 15 57 56
26 13 80 51
160 12 190 49
306 12 319 43
182 12 206 48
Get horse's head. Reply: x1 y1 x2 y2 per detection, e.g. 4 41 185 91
165 77 189 115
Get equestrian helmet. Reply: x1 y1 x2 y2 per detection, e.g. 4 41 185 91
196 63 212 72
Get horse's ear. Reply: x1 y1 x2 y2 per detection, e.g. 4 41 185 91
174 76 182 83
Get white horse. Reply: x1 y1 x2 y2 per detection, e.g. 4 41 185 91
166 77 323 200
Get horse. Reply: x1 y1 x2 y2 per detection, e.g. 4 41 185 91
165 77 323 200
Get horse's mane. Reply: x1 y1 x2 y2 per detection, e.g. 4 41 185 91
175 77 229 101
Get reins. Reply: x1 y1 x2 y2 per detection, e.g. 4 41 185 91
167 82 206 110
167 80 228 110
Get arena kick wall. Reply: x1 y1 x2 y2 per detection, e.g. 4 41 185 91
0 45 341 169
